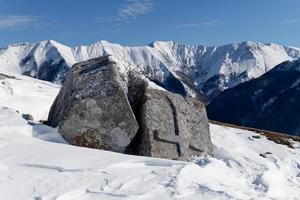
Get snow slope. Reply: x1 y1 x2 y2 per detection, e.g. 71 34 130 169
1 40 300 99
0 107 299 200
0 73 60 120
0 72 299 199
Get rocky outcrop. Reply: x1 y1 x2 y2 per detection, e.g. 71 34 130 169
22 114 34 121
47 55 139 153
137 89 213 160
48 55 213 160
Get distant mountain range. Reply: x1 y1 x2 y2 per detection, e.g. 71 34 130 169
1 40 299 101
2 39 300 135
207 58 300 136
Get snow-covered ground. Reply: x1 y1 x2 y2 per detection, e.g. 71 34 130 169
0 73 299 199
0 73 60 120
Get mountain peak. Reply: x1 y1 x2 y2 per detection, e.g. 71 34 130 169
1 39 300 100
96 40 110 44
38 40 68 48
148 40 176 48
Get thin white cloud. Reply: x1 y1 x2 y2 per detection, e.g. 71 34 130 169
119 0 154 19
282 18 300 25
177 20 225 28
0 15 40 29
97 0 154 24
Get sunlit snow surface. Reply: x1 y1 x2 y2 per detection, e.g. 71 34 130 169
0 74 299 199
0 73 60 120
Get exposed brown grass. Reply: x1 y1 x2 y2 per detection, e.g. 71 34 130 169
209 120 300 148
0 73 17 80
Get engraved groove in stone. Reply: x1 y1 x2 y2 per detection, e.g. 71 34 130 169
153 129 182 157
165 96 179 136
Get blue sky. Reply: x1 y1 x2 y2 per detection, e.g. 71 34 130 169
1 0 300 47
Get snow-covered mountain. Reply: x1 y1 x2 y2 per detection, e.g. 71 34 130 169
207 58 300 136
0 44 300 199
1 40 300 99
0 74 299 199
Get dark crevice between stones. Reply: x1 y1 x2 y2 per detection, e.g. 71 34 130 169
124 77 147 155
125 76 184 156
120 69 192 155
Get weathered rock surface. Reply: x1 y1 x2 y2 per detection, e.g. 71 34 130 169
48 55 213 160
47 55 139 153
137 89 213 160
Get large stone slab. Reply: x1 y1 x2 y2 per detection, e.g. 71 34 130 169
47 55 139 153
138 89 213 160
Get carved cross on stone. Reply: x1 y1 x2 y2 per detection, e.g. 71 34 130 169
152 95 187 157
152 95 204 158
153 129 185 157
137 89 212 160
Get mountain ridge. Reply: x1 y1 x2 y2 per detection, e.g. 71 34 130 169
207 58 300 136
1 40 300 99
